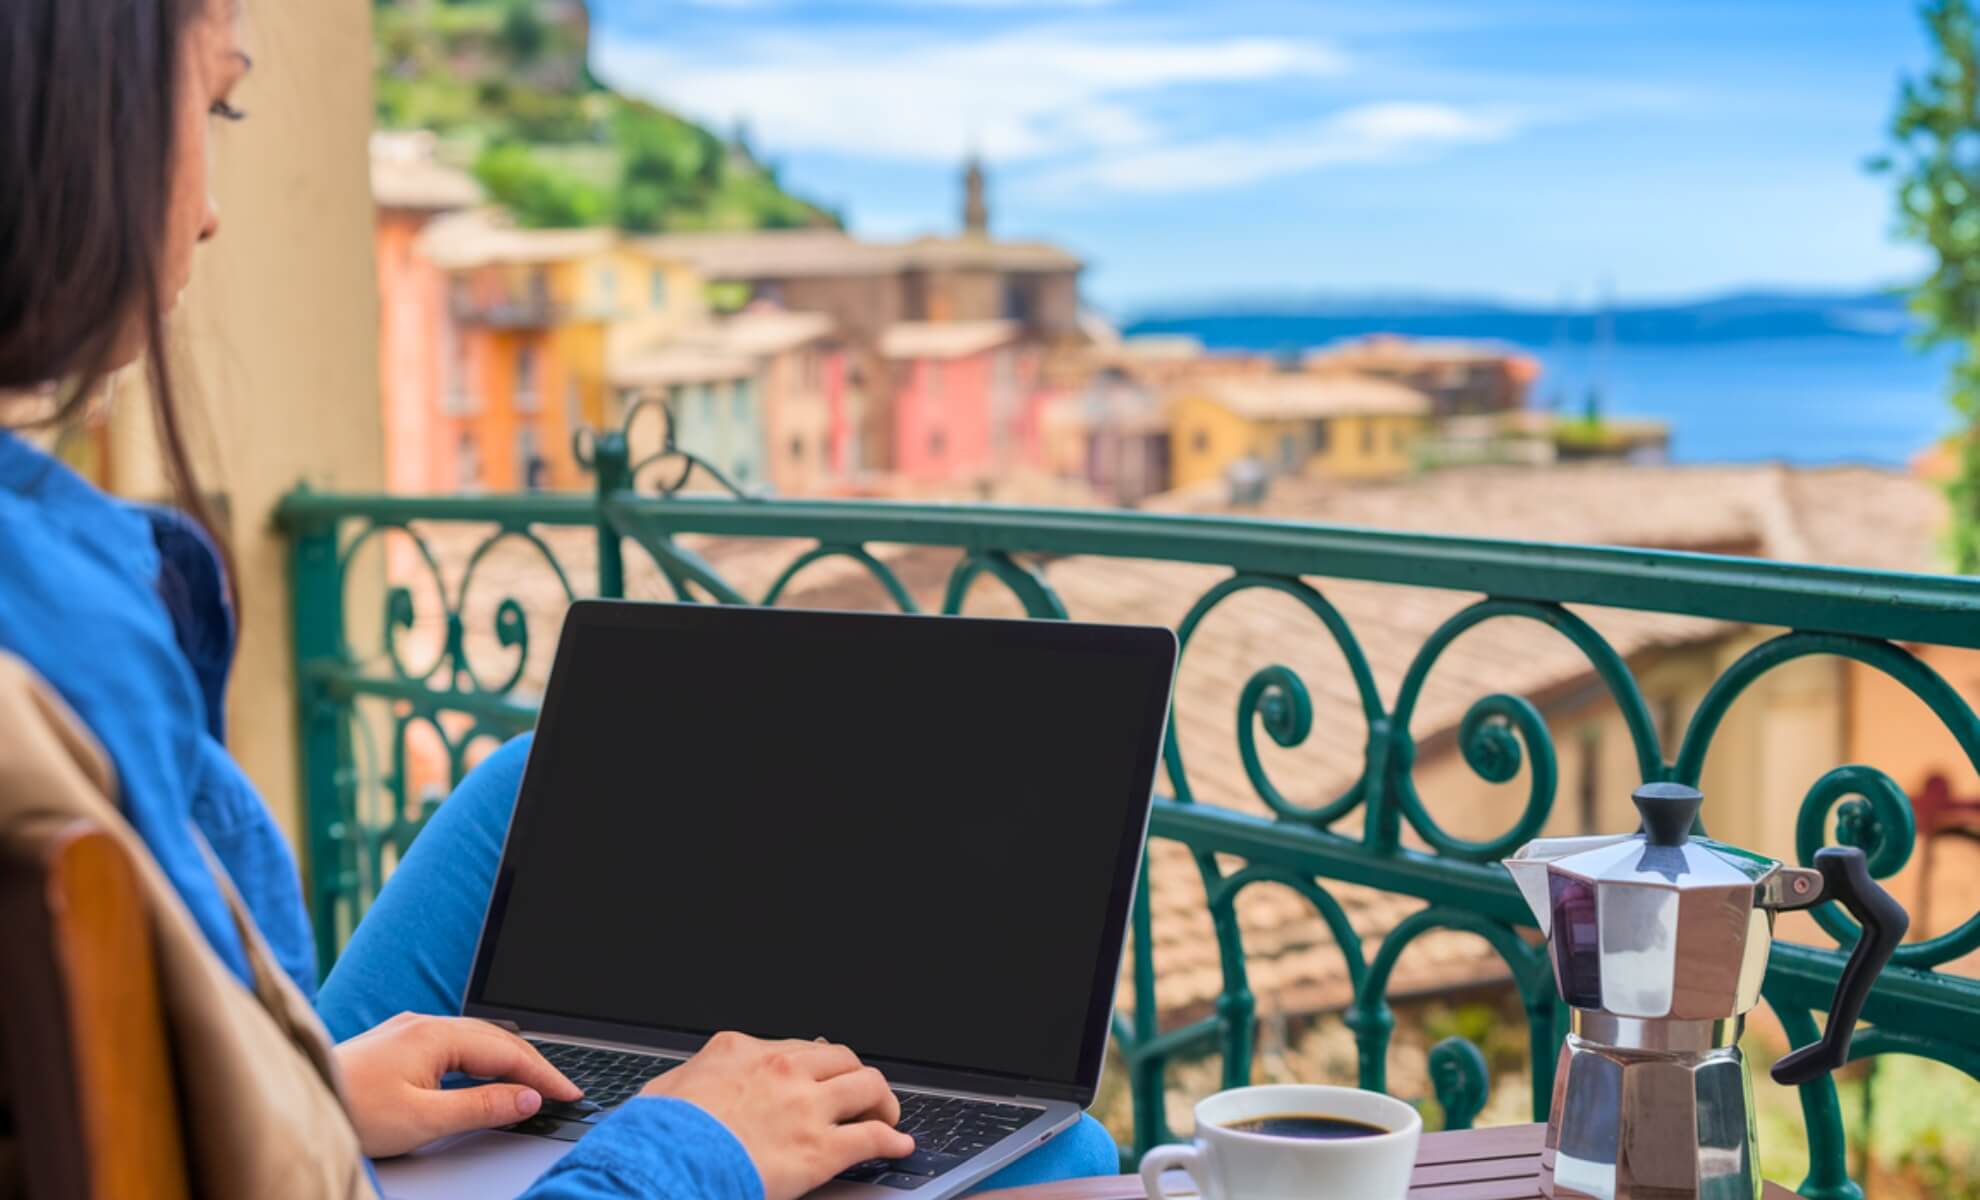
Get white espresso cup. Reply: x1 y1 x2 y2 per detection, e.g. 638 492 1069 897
1138 1084 1423 1200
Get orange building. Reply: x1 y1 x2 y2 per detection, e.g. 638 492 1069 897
372 133 480 494
415 212 705 492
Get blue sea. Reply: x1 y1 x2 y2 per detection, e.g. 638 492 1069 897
1528 336 1957 466
1123 292 1963 467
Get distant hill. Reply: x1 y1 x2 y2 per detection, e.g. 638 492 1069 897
1123 289 1917 350
371 0 834 232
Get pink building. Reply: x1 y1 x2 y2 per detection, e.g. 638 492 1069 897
881 320 1040 485
372 134 481 494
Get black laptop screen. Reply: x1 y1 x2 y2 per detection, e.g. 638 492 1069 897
471 602 1173 1091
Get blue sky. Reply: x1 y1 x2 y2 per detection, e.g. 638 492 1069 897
591 1 1936 314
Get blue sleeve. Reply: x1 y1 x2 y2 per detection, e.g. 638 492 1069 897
520 1098 764 1200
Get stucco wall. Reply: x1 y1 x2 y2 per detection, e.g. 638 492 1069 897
113 0 384 841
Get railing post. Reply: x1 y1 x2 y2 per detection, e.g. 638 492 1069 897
289 509 353 979
592 429 629 599
1363 718 1404 855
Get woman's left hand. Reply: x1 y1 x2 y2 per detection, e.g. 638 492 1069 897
335 1012 583 1157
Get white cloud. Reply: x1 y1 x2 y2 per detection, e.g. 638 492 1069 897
593 29 1345 165
1029 101 1528 196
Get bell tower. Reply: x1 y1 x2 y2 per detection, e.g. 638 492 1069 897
962 154 989 236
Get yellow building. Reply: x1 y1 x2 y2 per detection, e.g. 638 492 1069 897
414 213 708 491
1168 373 1431 489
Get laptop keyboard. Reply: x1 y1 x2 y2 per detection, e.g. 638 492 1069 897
502 1038 1045 1188
835 1092 1046 1189
501 1039 684 1140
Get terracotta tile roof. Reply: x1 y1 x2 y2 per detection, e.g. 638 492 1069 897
1305 335 1533 369
880 320 1021 360
1192 375 1433 421
897 234 1082 272
635 230 1083 279
608 343 757 388
1112 335 1207 362
609 311 832 388
714 310 835 357
1144 462 1950 566
418 209 620 269
638 230 901 279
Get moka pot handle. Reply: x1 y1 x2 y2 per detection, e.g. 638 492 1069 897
1769 847 1909 1088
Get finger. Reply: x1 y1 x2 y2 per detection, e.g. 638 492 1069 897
419 1082 545 1140
835 1119 917 1164
437 1020 583 1101
822 1066 900 1126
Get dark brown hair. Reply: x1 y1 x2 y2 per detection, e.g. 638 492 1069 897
0 0 233 590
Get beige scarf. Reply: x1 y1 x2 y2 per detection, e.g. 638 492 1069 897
0 652 375 1199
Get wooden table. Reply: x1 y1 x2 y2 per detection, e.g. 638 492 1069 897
977 1124 1805 1199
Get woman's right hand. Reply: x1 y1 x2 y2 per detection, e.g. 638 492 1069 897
641 1031 914 1200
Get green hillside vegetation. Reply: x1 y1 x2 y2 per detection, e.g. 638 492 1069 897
372 0 836 232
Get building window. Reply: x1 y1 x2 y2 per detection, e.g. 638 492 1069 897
649 270 667 310
1361 420 1376 456
517 424 546 491
929 429 947 459
1313 419 1331 454
700 384 717 426
1003 280 1035 323
442 320 471 415
732 378 752 421
1278 433 1299 472
1192 429 1210 454
527 270 549 309
514 343 539 413
790 435 805 463
457 432 481 490
1392 423 1406 454
599 266 618 307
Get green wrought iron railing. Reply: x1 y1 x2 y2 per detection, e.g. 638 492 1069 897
277 423 1980 1200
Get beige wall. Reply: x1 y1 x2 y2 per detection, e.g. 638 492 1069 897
111 0 383 841
1408 634 1847 869
1844 644 1980 946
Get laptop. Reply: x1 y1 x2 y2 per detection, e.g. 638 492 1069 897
377 599 1177 1200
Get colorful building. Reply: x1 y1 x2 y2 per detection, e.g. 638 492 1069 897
609 308 847 496
716 310 845 496
609 342 761 490
642 158 1084 473
881 320 1039 486
1168 374 1431 489
1305 335 1538 416
371 133 480 495
417 212 702 491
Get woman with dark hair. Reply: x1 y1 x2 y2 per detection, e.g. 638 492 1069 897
0 0 1120 1196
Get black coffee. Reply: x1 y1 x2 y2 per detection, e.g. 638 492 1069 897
1224 1112 1387 1140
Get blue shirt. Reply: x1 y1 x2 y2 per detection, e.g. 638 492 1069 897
0 432 761 1200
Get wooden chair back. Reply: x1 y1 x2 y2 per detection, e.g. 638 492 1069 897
0 820 191 1200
